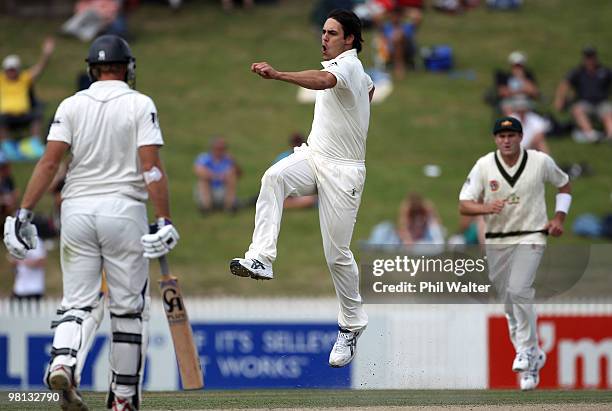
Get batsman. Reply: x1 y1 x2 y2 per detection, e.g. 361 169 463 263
3 35 179 411
231 9 374 368
459 117 571 390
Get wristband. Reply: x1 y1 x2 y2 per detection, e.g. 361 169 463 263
555 193 571 214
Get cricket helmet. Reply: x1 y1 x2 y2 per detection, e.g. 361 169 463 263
86 35 136 88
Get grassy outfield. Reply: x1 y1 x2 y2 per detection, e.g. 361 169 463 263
0 1 611 296
1 390 611 410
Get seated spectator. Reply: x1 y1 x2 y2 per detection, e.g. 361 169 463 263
0 37 54 161
0 152 18 221
366 192 444 254
554 46 612 142
398 192 444 246
274 133 318 209
62 0 127 42
377 6 421 79
495 51 540 115
509 97 551 153
10 240 47 303
194 137 239 213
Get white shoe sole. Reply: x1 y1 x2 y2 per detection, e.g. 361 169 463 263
230 259 273 280
49 369 88 411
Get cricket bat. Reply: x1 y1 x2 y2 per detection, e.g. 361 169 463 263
158 256 204 389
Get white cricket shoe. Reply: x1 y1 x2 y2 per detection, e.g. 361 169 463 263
48 365 88 411
230 258 273 280
520 348 546 391
329 328 362 368
512 349 531 372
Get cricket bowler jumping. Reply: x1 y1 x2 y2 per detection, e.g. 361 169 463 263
230 9 374 368
459 117 571 390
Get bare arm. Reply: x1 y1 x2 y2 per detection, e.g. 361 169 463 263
554 80 570 112
251 62 337 90
459 199 505 216
30 37 55 81
139 145 171 220
546 182 571 237
397 200 412 245
21 141 69 210
193 164 214 180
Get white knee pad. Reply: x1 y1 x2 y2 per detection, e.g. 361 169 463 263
106 295 150 409
45 295 104 388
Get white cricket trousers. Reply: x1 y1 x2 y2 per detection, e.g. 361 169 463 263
245 145 368 331
486 244 545 353
51 196 149 400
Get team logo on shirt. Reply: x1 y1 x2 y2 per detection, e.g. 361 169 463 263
506 194 520 205
489 180 500 192
150 112 160 128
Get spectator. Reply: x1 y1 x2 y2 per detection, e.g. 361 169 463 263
554 46 612 142
447 215 485 246
0 152 18 221
398 192 445 246
274 132 305 163
377 6 421 79
366 192 444 254
62 0 127 42
274 133 318 209
10 240 47 302
509 97 551 153
0 37 54 161
495 51 539 115
194 137 239 213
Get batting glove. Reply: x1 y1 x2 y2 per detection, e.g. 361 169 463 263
141 218 180 259
4 209 38 260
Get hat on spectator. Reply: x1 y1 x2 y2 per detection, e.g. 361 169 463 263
493 117 523 135
508 51 527 65
2 55 21 71
582 46 597 57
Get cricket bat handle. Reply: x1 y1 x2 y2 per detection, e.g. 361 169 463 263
159 255 170 277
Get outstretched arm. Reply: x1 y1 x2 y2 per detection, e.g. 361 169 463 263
251 62 337 90
30 37 55 81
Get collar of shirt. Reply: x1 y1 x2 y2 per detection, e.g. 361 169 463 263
496 147 525 170
320 48 357 69
89 80 129 89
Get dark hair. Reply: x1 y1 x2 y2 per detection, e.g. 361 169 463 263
327 9 364 53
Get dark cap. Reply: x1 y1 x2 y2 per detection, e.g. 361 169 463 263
493 117 522 135
582 46 597 57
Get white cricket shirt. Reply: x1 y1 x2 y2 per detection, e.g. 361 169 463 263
307 49 374 162
459 149 569 244
47 80 164 201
